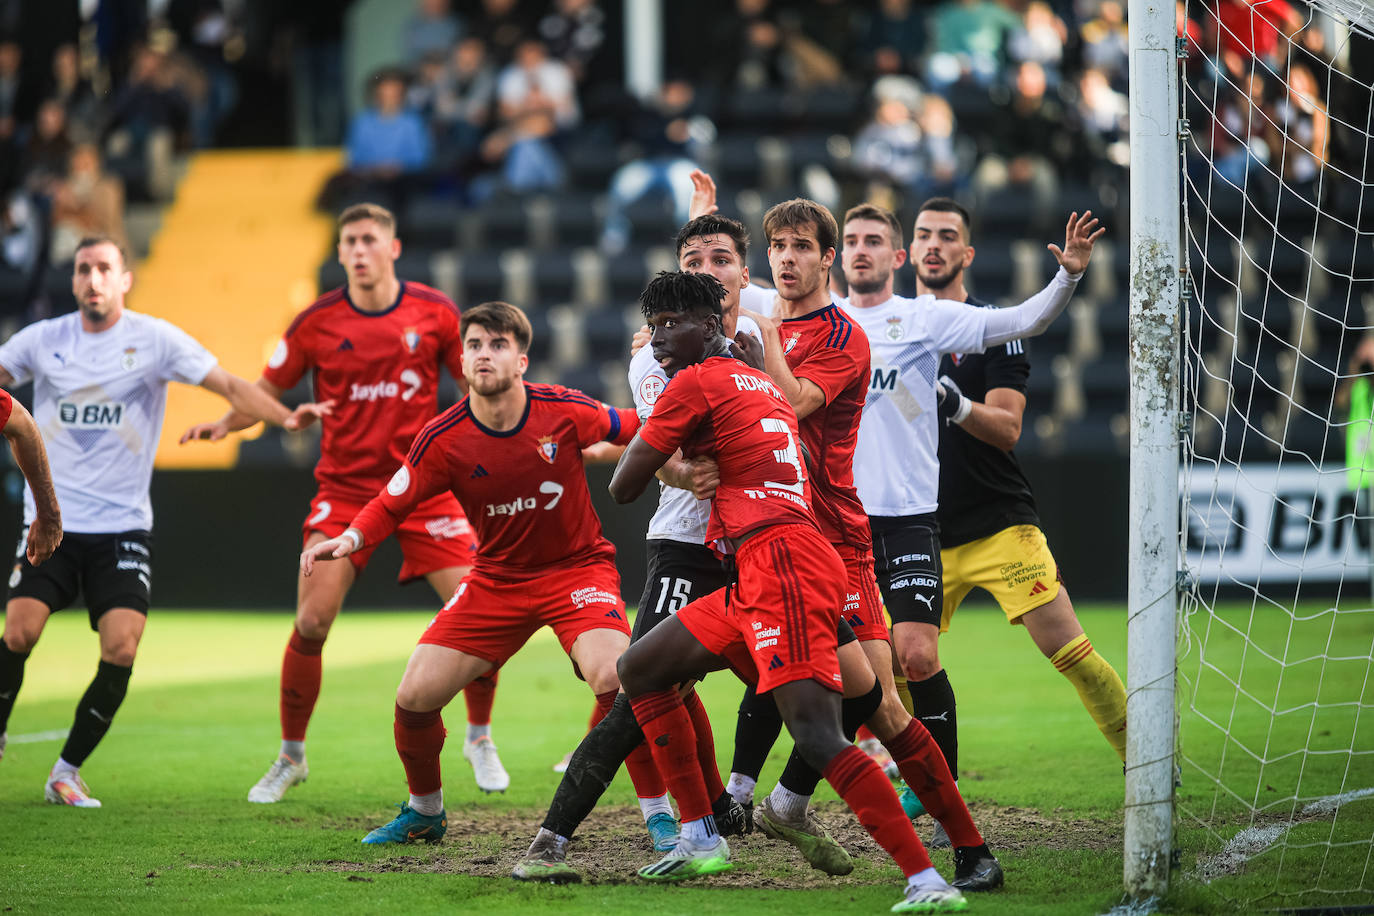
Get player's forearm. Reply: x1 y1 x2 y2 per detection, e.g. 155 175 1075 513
956 403 1022 452
349 500 403 551
980 266 1082 348
223 375 292 427
655 452 696 490
5 421 60 522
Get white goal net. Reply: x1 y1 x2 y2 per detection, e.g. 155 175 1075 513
1177 0 1374 908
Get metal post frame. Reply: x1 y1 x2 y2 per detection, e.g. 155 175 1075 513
1124 0 1183 899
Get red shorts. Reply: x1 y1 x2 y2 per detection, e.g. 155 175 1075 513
303 489 476 583
835 543 889 643
676 523 845 695
417 559 630 668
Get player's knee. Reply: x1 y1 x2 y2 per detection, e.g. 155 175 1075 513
789 720 849 773
900 649 942 683
2 626 38 654
101 642 138 667
581 656 621 695
615 650 647 696
865 687 912 742
293 610 335 641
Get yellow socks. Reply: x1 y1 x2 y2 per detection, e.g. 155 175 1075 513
893 673 915 716
1050 634 1127 762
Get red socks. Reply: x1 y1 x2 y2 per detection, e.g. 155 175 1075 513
884 718 984 848
824 744 931 877
394 703 446 796
629 689 712 821
280 627 325 742
682 689 725 801
597 690 667 798
464 671 498 725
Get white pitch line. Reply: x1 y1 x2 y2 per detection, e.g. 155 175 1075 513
8 729 69 744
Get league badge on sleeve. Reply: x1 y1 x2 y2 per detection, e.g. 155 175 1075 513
537 435 558 464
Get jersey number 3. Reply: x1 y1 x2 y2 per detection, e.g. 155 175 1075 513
760 418 805 495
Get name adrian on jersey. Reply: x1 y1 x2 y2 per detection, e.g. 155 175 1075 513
58 401 122 428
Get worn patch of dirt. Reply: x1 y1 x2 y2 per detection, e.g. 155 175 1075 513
311 801 1120 888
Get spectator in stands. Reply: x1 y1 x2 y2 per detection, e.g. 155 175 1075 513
973 59 1070 229
432 37 496 166
21 99 72 191
795 0 856 77
1202 70 1272 187
853 79 961 208
855 0 930 78
103 44 188 201
710 0 786 90
1080 1 1129 87
1268 60 1328 191
1209 0 1303 73
474 0 534 67
0 39 37 129
166 0 241 147
1072 68 1130 178
404 0 464 62
45 44 98 128
1008 1 1068 84
538 0 606 84
926 0 1023 89
482 38 576 193
345 68 433 179
49 142 127 263
600 78 711 254
406 52 447 123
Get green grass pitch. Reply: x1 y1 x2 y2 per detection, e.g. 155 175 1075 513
1 603 1369 914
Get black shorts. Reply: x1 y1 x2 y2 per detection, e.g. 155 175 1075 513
632 539 730 644
634 537 861 648
8 529 153 630
870 513 942 627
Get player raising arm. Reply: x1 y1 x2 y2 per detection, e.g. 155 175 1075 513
0 236 309 807
301 301 659 846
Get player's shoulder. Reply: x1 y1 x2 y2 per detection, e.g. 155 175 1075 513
526 381 604 410
400 281 461 317
284 287 349 337
409 400 474 459
816 303 868 351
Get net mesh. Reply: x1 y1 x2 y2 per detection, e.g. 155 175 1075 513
1178 0 1374 907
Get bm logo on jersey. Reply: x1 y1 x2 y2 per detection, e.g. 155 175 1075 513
58 402 122 428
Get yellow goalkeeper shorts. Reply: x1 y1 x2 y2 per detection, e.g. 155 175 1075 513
938 524 1062 631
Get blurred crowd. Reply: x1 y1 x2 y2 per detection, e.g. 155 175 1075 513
0 0 245 319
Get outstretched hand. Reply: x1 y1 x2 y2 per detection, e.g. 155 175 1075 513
688 169 718 220
285 399 335 432
179 420 230 444
1047 210 1106 275
301 535 354 576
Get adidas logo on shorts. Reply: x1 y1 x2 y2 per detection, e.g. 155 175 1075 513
767 654 784 671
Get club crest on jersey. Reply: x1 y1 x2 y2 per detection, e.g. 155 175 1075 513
638 373 664 406
121 347 138 370
402 327 420 352
885 316 905 341
537 435 558 464
784 332 802 354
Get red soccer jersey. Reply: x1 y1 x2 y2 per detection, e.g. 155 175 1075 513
0 388 11 428
777 303 873 550
638 356 817 548
351 383 638 580
263 283 464 500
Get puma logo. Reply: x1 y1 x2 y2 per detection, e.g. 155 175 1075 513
920 711 950 723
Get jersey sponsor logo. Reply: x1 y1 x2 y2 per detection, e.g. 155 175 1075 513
484 481 564 516
387 465 411 496
425 516 472 540
58 401 123 428
569 586 618 609
638 373 665 406
536 435 559 464
892 552 932 565
402 327 421 352
890 576 939 591
842 590 861 614
268 339 289 368
121 347 138 371
349 370 423 403
308 501 332 525
870 367 899 392
752 620 781 651
885 315 905 341
730 372 785 402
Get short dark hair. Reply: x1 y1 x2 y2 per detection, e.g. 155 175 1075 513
461 301 533 353
915 197 973 239
843 203 904 249
675 214 750 261
762 198 838 255
639 270 727 323
338 202 397 236
74 235 129 268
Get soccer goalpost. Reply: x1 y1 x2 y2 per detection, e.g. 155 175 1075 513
1128 0 1374 907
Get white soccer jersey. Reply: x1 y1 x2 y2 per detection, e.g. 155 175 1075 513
839 295 989 517
0 310 218 533
629 314 762 544
740 283 777 318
